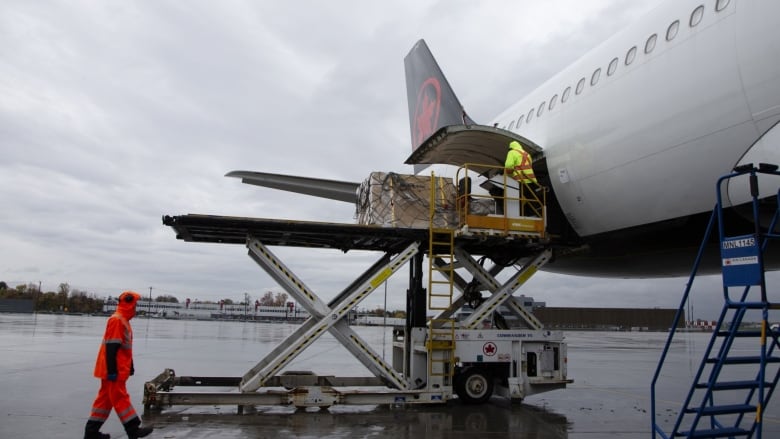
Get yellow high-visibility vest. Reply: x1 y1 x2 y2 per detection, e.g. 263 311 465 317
505 141 537 184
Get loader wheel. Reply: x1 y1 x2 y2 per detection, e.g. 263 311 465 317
455 368 493 404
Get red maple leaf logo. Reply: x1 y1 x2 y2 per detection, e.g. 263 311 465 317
483 342 497 356
412 77 441 148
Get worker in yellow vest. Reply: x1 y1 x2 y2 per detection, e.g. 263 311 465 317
504 140 537 184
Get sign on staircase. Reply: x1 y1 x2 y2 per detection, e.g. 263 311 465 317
721 234 762 287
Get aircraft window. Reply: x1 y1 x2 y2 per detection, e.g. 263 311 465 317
645 33 657 54
716 0 730 12
516 114 524 127
590 68 601 86
537 101 546 117
625 46 637 65
666 20 680 41
508 120 515 130
562 86 572 102
576 78 586 95
527 108 534 123
549 94 558 110
690 5 704 27
607 57 618 76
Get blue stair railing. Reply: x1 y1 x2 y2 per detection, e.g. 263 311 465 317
652 164 780 438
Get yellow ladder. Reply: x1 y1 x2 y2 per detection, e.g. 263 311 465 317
427 318 456 382
428 227 455 310
427 172 455 311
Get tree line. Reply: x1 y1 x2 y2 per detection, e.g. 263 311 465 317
0 282 105 313
0 282 294 314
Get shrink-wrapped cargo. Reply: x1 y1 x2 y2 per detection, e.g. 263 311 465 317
356 172 457 229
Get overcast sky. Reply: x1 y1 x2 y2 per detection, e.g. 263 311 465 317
1 0 735 319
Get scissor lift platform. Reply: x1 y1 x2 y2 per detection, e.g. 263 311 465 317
146 208 568 411
162 214 549 258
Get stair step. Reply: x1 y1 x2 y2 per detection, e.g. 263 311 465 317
726 301 771 309
684 404 756 415
675 426 750 438
695 380 769 390
706 356 780 365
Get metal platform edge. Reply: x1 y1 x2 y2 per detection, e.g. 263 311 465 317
162 213 550 259
162 214 427 253
143 369 451 411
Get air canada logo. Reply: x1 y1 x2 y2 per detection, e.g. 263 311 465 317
412 77 441 148
483 342 497 356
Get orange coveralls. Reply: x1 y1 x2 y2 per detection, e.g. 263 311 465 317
87 291 140 426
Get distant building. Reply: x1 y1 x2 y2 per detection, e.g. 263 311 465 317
686 319 718 331
534 307 682 331
0 299 34 313
102 298 308 321
354 315 405 326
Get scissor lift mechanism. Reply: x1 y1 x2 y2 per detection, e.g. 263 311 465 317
145 170 570 411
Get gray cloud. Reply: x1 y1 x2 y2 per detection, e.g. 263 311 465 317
5 0 743 321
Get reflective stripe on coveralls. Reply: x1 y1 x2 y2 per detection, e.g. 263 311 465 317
88 380 138 424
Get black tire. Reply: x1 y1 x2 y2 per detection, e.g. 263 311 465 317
455 368 493 404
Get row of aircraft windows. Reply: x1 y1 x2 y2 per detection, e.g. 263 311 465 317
505 0 731 131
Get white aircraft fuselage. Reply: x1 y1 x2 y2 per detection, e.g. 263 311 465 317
467 0 780 277
493 0 779 238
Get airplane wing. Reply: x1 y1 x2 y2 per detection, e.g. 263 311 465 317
226 171 360 203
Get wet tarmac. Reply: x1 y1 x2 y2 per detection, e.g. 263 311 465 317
1 313 778 438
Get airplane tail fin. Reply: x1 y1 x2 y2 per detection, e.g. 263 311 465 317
404 39 475 153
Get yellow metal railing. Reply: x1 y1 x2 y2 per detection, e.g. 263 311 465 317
455 163 546 237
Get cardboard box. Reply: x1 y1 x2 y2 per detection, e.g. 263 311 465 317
356 172 457 229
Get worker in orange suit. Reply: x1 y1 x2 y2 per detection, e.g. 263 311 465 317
84 291 153 439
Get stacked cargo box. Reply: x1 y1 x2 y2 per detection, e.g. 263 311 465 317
356 172 457 229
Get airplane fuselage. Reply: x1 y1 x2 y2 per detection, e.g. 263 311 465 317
487 0 780 276
494 0 780 237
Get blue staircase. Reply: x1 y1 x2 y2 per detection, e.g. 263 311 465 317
652 164 780 438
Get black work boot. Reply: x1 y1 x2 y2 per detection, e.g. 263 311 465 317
123 416 153 439
84 420 110 439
